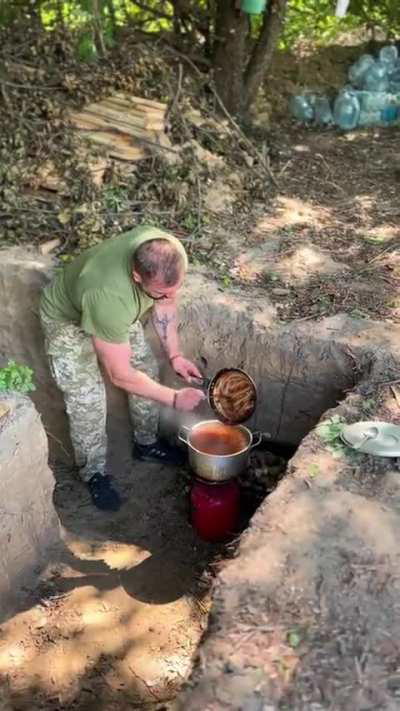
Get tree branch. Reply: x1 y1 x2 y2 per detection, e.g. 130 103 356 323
127 0 173 21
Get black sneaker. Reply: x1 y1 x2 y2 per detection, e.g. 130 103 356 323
133 439 186 466
87 473 122 512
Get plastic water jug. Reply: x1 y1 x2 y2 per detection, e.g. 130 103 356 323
388 64 400 92
381 103 399 123
379 45 398 66
348 54 375 87
358 111 381 127
357 90 389 112
333 90 360 130
289 95 315 123
363 61 389 92
314 97 333 126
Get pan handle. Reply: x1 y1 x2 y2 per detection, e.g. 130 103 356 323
177 374 210 389
192 376 211 389
250 431 263 449
178 425 190 445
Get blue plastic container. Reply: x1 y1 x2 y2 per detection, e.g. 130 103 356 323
241 0 266 13
333 90 360 130
357 90 389 112
379 45 398 66
314 97 333 126
358 111 381 127
381 105 399 123
289 95 315 123
348 54 375 88
363 61 389 92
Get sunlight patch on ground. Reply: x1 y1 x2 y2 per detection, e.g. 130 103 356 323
353 193 376 224
230 247 277 283
0 567 203 704
230 243 347 286
277 245 347 285
361 225 400 243
65 536 151 570
256 197 332 235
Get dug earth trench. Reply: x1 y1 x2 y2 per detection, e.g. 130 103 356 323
0 248 400 709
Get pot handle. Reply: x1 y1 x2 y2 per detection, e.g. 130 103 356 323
178 425 190 445
250 431 263 449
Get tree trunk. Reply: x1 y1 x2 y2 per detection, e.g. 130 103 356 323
105 0 117 32
213 0 248 116
92 0 107 55
243 0 287 110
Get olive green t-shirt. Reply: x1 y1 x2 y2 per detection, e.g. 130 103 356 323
40 225 188 343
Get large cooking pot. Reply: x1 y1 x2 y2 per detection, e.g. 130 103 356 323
178 420 262 483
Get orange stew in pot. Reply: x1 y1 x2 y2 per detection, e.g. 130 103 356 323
189 422 248 456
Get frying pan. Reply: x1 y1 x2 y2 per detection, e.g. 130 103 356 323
192 367 257 425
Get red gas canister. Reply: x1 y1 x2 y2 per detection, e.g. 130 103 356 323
190 478 240 542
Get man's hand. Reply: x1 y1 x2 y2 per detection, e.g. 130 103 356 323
171 355 202 383
175 387 205 411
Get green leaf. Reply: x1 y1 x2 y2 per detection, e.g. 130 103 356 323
0 361 35 394
288 630 301 648
78 33 98 62
308 463 319 478
58 209 72 225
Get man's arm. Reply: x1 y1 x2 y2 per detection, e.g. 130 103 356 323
151 297 180 360
152 298 202 382
93 338 175 405
93 337 204 411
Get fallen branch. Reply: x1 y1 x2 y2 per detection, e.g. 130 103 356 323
163 45 279 187
166 62 183 121
210 86 280 188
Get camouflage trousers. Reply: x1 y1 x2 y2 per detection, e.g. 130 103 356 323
40 312 159 481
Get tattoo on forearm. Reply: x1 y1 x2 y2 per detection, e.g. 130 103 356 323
153 312 176 341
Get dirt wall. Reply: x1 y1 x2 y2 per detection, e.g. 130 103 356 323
0 394 60 621
0 247 72 461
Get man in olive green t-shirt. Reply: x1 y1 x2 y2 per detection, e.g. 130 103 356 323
40 225 204 511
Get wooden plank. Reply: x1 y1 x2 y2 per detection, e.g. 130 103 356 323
101 98 165 125
104 95 165 119
83 104 164 132
85 103 148 129
76 130 147 160
112 92 167 114
69 112 162 140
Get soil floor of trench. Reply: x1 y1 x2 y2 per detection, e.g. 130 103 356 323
0 400 288 711
0 417 225 711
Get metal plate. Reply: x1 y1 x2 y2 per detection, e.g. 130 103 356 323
208 368 257 424
340 421 400 456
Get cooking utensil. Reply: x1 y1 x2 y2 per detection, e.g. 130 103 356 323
178 420 262 482
340 421 400 456
193 368 257 425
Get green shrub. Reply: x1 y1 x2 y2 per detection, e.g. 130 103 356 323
0 361 36 394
